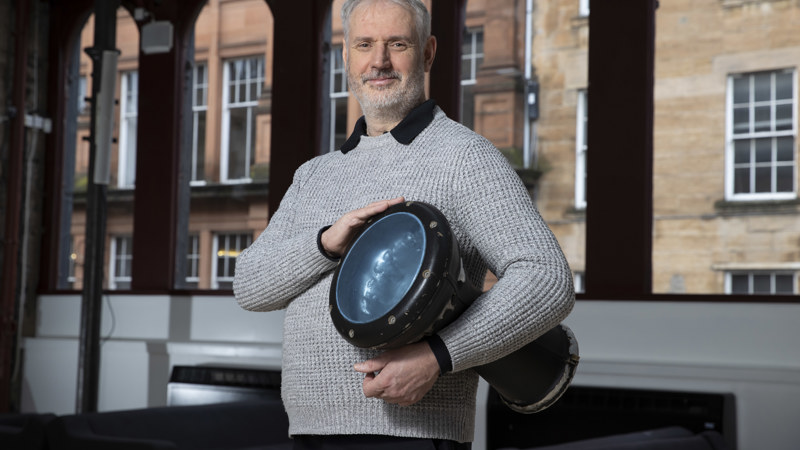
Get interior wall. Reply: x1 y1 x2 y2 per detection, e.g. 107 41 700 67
21 295 800 450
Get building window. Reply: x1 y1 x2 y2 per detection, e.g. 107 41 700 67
727 69 796 200
461 27 483 130
330 45 349 152
727 272 796 295
110 236 133 290
185 234 200 289
67 237 78 289
78 76 89 115
118 71 138 188
192 63 208 184
212 232 252 290
579 0 590 17
575 90 588 209
573 271 585 294
221 56 265 183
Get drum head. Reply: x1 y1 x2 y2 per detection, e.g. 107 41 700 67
335 212 426 325
329 201 473 349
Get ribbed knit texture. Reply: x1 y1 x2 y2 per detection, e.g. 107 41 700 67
233 107 575 443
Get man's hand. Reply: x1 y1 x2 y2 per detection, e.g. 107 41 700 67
321 197 405 257
354 341 440 406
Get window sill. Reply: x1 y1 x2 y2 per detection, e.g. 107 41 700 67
714 198 800 216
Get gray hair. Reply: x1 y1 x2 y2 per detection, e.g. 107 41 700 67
340 0 431 46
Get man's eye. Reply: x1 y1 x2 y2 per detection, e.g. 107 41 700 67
356 42 371 49
390 42 408 49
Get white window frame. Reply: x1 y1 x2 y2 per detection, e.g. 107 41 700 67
185 234 200 287
461 27 483 85
221 56 265 183
109 235 133 290
575 89 588 209
211 232 253 289
461 27 484 130
191 62 208 185
725 68 797 201
329 45 349 152
579 0 590 17
573 271 585 294
78 76 89 115
118 71 138 189
725 271 797 295
67 236 78 288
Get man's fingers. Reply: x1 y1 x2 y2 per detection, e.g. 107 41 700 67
321 197 405 256
361 371 384 398
357 197 405 219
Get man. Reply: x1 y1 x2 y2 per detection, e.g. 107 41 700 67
233 0 575 448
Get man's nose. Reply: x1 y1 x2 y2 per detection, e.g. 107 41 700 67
370 44 391 69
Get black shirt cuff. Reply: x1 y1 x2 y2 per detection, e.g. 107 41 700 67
317 225 340 262
425 334 452 375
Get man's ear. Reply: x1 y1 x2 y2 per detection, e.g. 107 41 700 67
424 35 437 72
342 43 348 66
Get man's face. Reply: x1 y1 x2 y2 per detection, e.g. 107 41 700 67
344 0 435 118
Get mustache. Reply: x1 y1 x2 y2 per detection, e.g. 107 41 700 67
361 70 402 83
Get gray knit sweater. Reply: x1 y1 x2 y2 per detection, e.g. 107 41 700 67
233 106 574 443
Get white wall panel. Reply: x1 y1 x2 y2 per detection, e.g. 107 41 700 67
21 295 800 450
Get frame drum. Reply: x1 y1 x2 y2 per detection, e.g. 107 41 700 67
329 201 579 413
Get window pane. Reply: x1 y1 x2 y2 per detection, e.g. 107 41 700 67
775 274 794 294
733 140 750 164
460 28 483 131
775 104 792 130
733 167 750 193
193 110 206 181
59 8 138 290
522 2 585 294
776 71 792 100
753 105 771 132
333 98 348 150
732 77 749 104
214 233 252 290
776 166 793 192
732 107 749 134
653 1 797 295
753 274 771 293
776 136 793 161
753 72 771 102
754 138 771 163
227 107 248 180
754 166 771 192
180 2 271 290
731 275 748 294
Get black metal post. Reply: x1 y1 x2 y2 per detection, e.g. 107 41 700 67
76 0 120 413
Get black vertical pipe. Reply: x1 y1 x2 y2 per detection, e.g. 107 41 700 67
76 0 120 413
0 0 31 413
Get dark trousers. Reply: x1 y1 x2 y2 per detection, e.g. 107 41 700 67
292 435 472 450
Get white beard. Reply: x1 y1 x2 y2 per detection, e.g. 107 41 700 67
348 64 426 123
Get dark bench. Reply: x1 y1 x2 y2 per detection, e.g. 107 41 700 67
0 413 56 450
497 426 729 450
45 399 291 450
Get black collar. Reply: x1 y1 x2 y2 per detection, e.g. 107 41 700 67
340 99 437 153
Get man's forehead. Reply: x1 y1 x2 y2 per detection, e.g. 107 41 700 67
349 0 416 35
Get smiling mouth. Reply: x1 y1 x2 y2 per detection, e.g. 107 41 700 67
362 71 401 87
367 77 397 87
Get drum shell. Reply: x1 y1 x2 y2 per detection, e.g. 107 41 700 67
475 323 579 414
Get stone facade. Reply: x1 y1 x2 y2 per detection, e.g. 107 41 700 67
67 0 799 294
